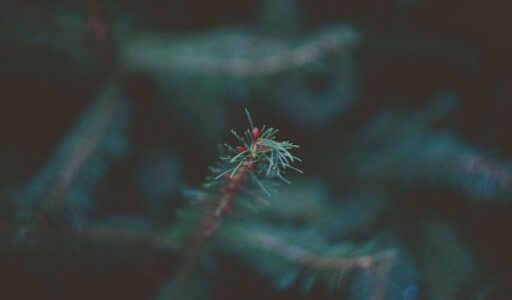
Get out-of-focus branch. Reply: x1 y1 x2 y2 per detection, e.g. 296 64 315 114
48 83 121 208
252 230 394 271
87 0 115 61
121 26 358 77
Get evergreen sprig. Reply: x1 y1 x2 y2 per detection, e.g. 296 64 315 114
206 109 302 194
172 109 302 246
162 110 303 299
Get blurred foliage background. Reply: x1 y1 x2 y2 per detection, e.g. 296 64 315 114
1 0 512 299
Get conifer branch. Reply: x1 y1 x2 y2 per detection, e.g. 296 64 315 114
48 82 121 207
250 230 394 271
215 222 394 295
166 110 301 299
341 101 512 202
191 109 301 243
122 26 358 77
16 79 131 230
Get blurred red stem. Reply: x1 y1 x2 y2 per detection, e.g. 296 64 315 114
194 161 254 243
87 0 113 60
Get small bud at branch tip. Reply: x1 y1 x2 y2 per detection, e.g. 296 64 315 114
252 127 260 139
236 146 246 153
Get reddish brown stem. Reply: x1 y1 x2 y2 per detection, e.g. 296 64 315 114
29 81 122 230
194 161 254 244
87 0 114 60
171 162 254 298
45 83 121 210
252 230 395 271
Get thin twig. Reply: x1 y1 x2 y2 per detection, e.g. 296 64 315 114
251 230 394 271
47 82 121 207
